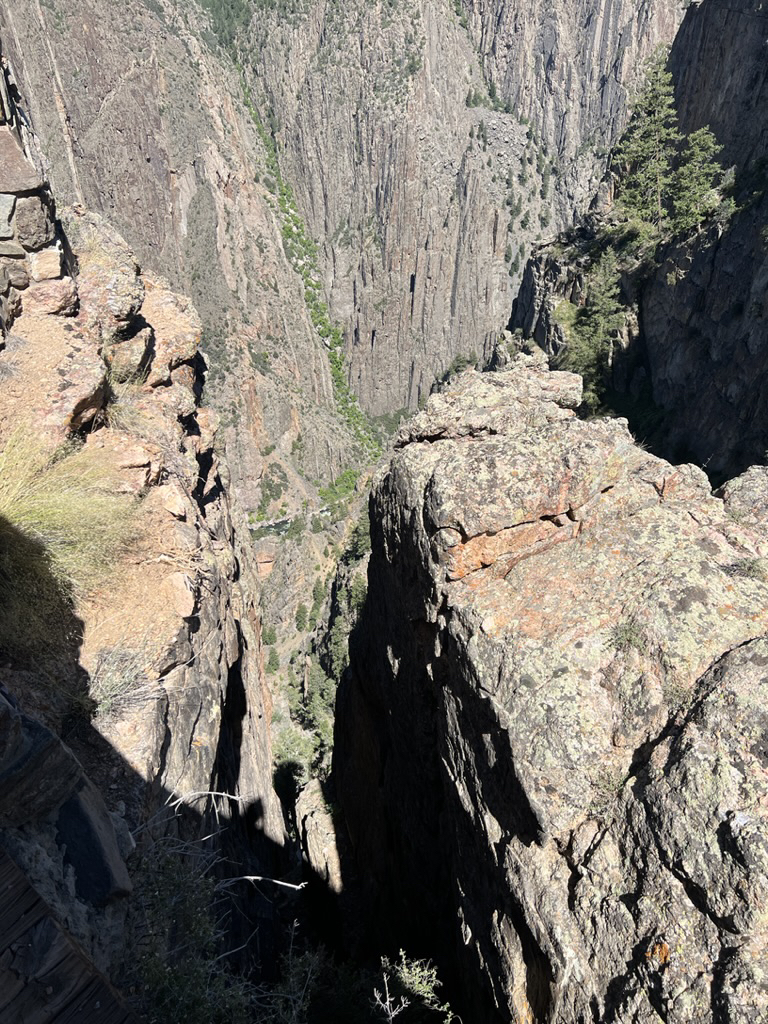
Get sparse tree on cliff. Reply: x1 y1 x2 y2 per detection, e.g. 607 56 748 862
559 249 625 411
671 126 724 233
614 45 680 231
614 46 724 237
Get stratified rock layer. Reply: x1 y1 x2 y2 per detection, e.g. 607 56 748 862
336 357 768 1023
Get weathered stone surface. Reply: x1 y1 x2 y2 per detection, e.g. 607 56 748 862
55 778 133 905
142 276 201 386
0 124 41 191
0 695 82 826
28 242 62 282
60 206 143 343
161 572 197 620
720 465 768 528
0 255 29 289
15 192 56 251
22 275 77 316
0 192 15 238
296 778 343 894
0 238 25 257
640 202 768 477
336 359 768 1023
103 324 152 381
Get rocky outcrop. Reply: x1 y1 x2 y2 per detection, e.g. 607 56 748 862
0 1 365 518
336 357 768 1023
0 65 284 991
0 60 69 334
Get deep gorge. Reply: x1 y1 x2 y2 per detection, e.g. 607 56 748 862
0 0 767 1022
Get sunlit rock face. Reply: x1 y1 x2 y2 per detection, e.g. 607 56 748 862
336 357 768 1023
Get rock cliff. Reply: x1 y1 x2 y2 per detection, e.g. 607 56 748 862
637 0 768 476
336 357 768 1023
0 59 283 1005
0 0 682 420
509 0 768 479
249 0 681 413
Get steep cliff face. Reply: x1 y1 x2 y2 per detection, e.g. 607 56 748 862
0 0 682 422
336 358 768 1023
640 198 768 476
509 0 768 478
0 68 283 999
0 0 364 512
637 0 768 476
250 0 681 412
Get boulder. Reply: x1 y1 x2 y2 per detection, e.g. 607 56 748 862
15 192 56 251
28 243 62 282
22 275 77 316
0 255 29 289
60 206 144 344
0 125 41 191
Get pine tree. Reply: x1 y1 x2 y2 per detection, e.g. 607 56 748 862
671 126 723 233
560 250 624 411
615 46 680 231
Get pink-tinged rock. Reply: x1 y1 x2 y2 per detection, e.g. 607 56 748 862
142 276 201 386
22 276 77 316
28 244 62 282
157 482 187 520
162 572 197 619
0 126 42 191
254 548 276 578
41 345 107 438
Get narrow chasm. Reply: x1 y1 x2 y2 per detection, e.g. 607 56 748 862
2 0 767 1020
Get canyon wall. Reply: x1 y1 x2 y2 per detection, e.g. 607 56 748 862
1 0 682 419
251 0 681 412
510 0 768 478
336 358 768 1023
638 0 768 476
0 63 284 1007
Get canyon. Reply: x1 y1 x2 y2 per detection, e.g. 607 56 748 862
0 0 766 1022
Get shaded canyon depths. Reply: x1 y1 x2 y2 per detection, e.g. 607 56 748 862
335 357 768 1024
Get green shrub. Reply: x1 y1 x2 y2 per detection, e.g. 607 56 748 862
724 558 766 580
295 602 308 631
607 617 645 653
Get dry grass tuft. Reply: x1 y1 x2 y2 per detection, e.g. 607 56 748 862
0 427 137 662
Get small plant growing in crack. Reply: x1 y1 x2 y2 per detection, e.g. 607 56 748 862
589 766 627 815
607 617 646 653
723 557 766 581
